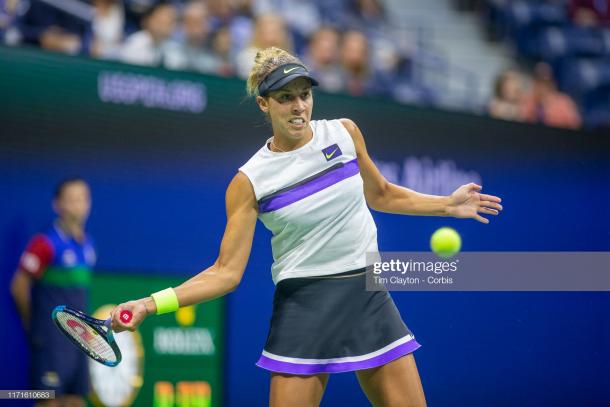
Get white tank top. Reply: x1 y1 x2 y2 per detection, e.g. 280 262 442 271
239 119 378 284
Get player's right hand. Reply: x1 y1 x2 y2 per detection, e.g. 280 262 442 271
110 299 148 332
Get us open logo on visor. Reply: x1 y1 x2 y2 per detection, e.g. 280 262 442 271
322 144 342 161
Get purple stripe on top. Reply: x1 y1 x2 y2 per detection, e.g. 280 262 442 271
259 159 359 213
256 339 421 375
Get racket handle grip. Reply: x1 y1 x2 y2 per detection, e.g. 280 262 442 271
120 310 133 323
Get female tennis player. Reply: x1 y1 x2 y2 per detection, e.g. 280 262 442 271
111 47 502 406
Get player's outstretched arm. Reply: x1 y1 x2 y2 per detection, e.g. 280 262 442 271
340 118 502 223
111 172 258 332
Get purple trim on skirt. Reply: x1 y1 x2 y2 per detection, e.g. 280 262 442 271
256 339 421 375
259 159 359 213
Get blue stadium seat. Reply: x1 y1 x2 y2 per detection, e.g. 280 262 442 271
583 84 610 128
538 27 609 61
557 57 610 107
507 1 569 59
508 0 567 30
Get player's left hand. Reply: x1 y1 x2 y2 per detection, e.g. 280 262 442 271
447 183 502 224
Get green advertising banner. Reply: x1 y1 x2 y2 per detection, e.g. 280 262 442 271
89 273 224 407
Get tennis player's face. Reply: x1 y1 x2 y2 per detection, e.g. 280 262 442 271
265 78 313 141
54 182 91 225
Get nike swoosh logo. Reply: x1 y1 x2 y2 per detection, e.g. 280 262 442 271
325 148 338 159
283 67 299 74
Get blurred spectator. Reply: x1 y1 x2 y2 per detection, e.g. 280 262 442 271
522 63 582 129
252 0 321 53
164 1 222 74
303 26 343 92
344 0 400 82
208 0 252 53
120 1 176 66
488 69 526 122
316 0 350 28
569 0 610 27
235 13 292 78
16 0 91 55
123 0 158 30
340 30 369 96
1 0 20 41
208 0 237 27
344 0 386 35
233 0 254 16
90 0 125 60
210 26 236 76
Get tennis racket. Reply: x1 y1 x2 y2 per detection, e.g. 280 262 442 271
52 305 133 367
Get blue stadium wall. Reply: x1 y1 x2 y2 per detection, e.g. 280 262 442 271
1 46 609 406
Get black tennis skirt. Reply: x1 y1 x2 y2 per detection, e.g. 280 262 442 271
256 267 421 375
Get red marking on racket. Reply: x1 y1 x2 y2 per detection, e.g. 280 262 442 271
67 318 94 341
120 310 133 323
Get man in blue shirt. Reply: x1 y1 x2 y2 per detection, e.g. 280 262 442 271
11 178 95 407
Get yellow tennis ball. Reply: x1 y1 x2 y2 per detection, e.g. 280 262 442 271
430 227 461 258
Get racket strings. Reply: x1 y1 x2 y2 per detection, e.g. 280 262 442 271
55 311 117 363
